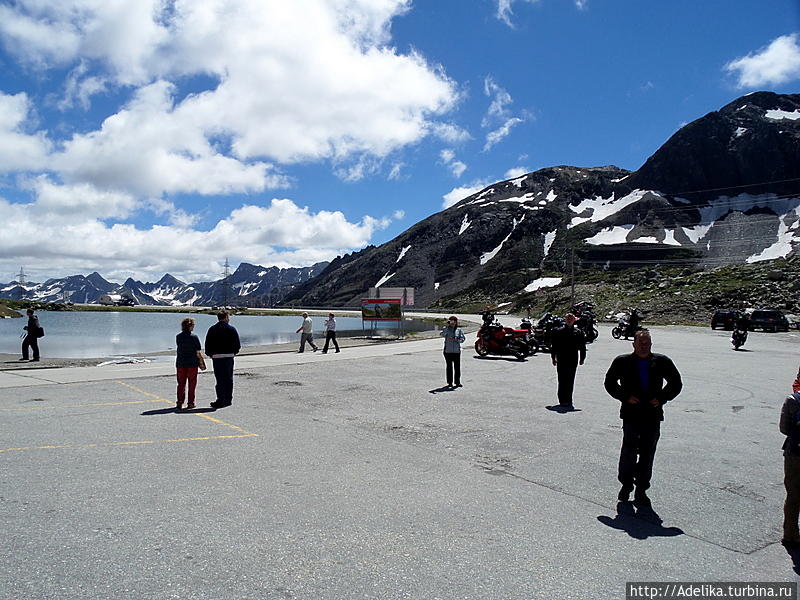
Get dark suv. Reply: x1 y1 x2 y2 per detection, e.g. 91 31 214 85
749 309 790 332
710 310 741 330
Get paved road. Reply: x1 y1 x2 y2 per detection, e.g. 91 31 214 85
0 324 797 599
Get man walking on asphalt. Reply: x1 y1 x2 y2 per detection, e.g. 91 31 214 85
204 310 241 409
604 329 682 507
295 312 318 353
550 313 586 410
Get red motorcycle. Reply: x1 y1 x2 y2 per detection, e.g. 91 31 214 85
474 319 530 360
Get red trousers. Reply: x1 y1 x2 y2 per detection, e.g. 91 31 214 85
176 367 198 403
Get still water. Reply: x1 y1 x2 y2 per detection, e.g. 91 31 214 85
0 311 434 358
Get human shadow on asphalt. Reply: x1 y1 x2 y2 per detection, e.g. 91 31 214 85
597 502 684 540
140 407 217 415
429 386 457 394
545 405 582 413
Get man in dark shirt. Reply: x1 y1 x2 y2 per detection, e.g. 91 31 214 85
550 313 586 410
204 310 241 409
21 308 41 362
604 329 682 507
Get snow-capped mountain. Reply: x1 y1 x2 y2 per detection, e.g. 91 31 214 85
284 91 800 307
1 262 329 306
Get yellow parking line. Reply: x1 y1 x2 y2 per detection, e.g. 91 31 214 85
0 433 262 454
0 400 155 412
116 381 258 436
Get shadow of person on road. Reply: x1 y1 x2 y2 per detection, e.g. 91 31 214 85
597 502 684 540
429 386 456 394
141 407 217 415
545 405 582 413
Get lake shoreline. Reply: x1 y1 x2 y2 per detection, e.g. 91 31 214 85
0 326 475 371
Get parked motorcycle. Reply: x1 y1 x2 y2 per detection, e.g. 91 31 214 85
475 319 530 360
731 328 748 350
575 312 598 343
531 313 565 352
611 319 642 340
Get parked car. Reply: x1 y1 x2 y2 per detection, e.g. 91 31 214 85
710 310 741 330
749 309 790 332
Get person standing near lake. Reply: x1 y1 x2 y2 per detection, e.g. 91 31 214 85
604 329 682 507
175 317 202 411
780 367 800 547
20 308 41 362
295 312 318 353
204 310 240 410
322 313 340 354
440 316 465 388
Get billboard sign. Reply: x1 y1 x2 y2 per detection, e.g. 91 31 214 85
361 298 402 321
367 287 414 306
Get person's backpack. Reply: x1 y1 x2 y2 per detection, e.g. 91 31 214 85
36 326 45 338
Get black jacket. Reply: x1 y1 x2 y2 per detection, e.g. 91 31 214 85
204 322 241 357
604 352 682 421
175 331 201 368
550 326 586 364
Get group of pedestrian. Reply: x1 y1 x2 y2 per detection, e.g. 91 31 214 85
295 312 340 354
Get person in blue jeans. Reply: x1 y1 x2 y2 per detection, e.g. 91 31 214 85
440 316 465 388
204 310 241 409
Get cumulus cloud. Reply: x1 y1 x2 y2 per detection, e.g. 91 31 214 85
0 191 395 281
440 149 467 178
504 167 530 179
0 0 459 194
0 92 51 172
725 33 800 88
441 180 493 209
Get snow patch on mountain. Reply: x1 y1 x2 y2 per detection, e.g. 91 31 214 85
480 216 525 265
542 230 557 257
524 277 562 292
458 214 471 235
569 190 647 228
765 109 800 121
585 224 634 245
396 245 411 263
375 272 396 288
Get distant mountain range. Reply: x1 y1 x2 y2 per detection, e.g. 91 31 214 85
283 91 800 308
0 262 328 306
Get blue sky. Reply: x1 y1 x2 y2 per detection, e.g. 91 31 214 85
0 0 799 284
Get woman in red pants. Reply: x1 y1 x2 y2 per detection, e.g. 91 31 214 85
175 317 203 410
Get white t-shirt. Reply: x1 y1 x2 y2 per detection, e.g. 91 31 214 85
301 317 313 334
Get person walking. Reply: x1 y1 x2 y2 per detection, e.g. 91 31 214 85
21 308 42 362
175 317 203 410
204 310 241 410
440 316 465 388
780 368 800 547
550 313 586 410
295 312 318 353
322 313 340 353
604 329 682 507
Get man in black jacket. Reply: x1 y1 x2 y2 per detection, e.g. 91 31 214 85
204 311 241 409
604 329 682 507
550 313 586 410
21 308 41 362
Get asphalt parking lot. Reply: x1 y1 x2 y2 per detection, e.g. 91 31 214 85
0 324 797 599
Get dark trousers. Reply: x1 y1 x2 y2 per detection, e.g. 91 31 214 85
785 455 800 541
22 334 39 360
556 361 578 406
618 420 661 490
444 352 461 386
322 331 339 352
299 333 317 352
212 357 235 404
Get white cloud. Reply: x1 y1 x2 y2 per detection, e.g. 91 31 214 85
481 77 526 151
0 92 51 172
442 180 493 209
0 0 460 196
393 209 405 219
504 167 530 179
440 148 467 177
430 122 471 143
725 33 800 88
388 162 404 180
495 0 540 28
0 192 395 281
575 0 589 9
484 117 524 151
